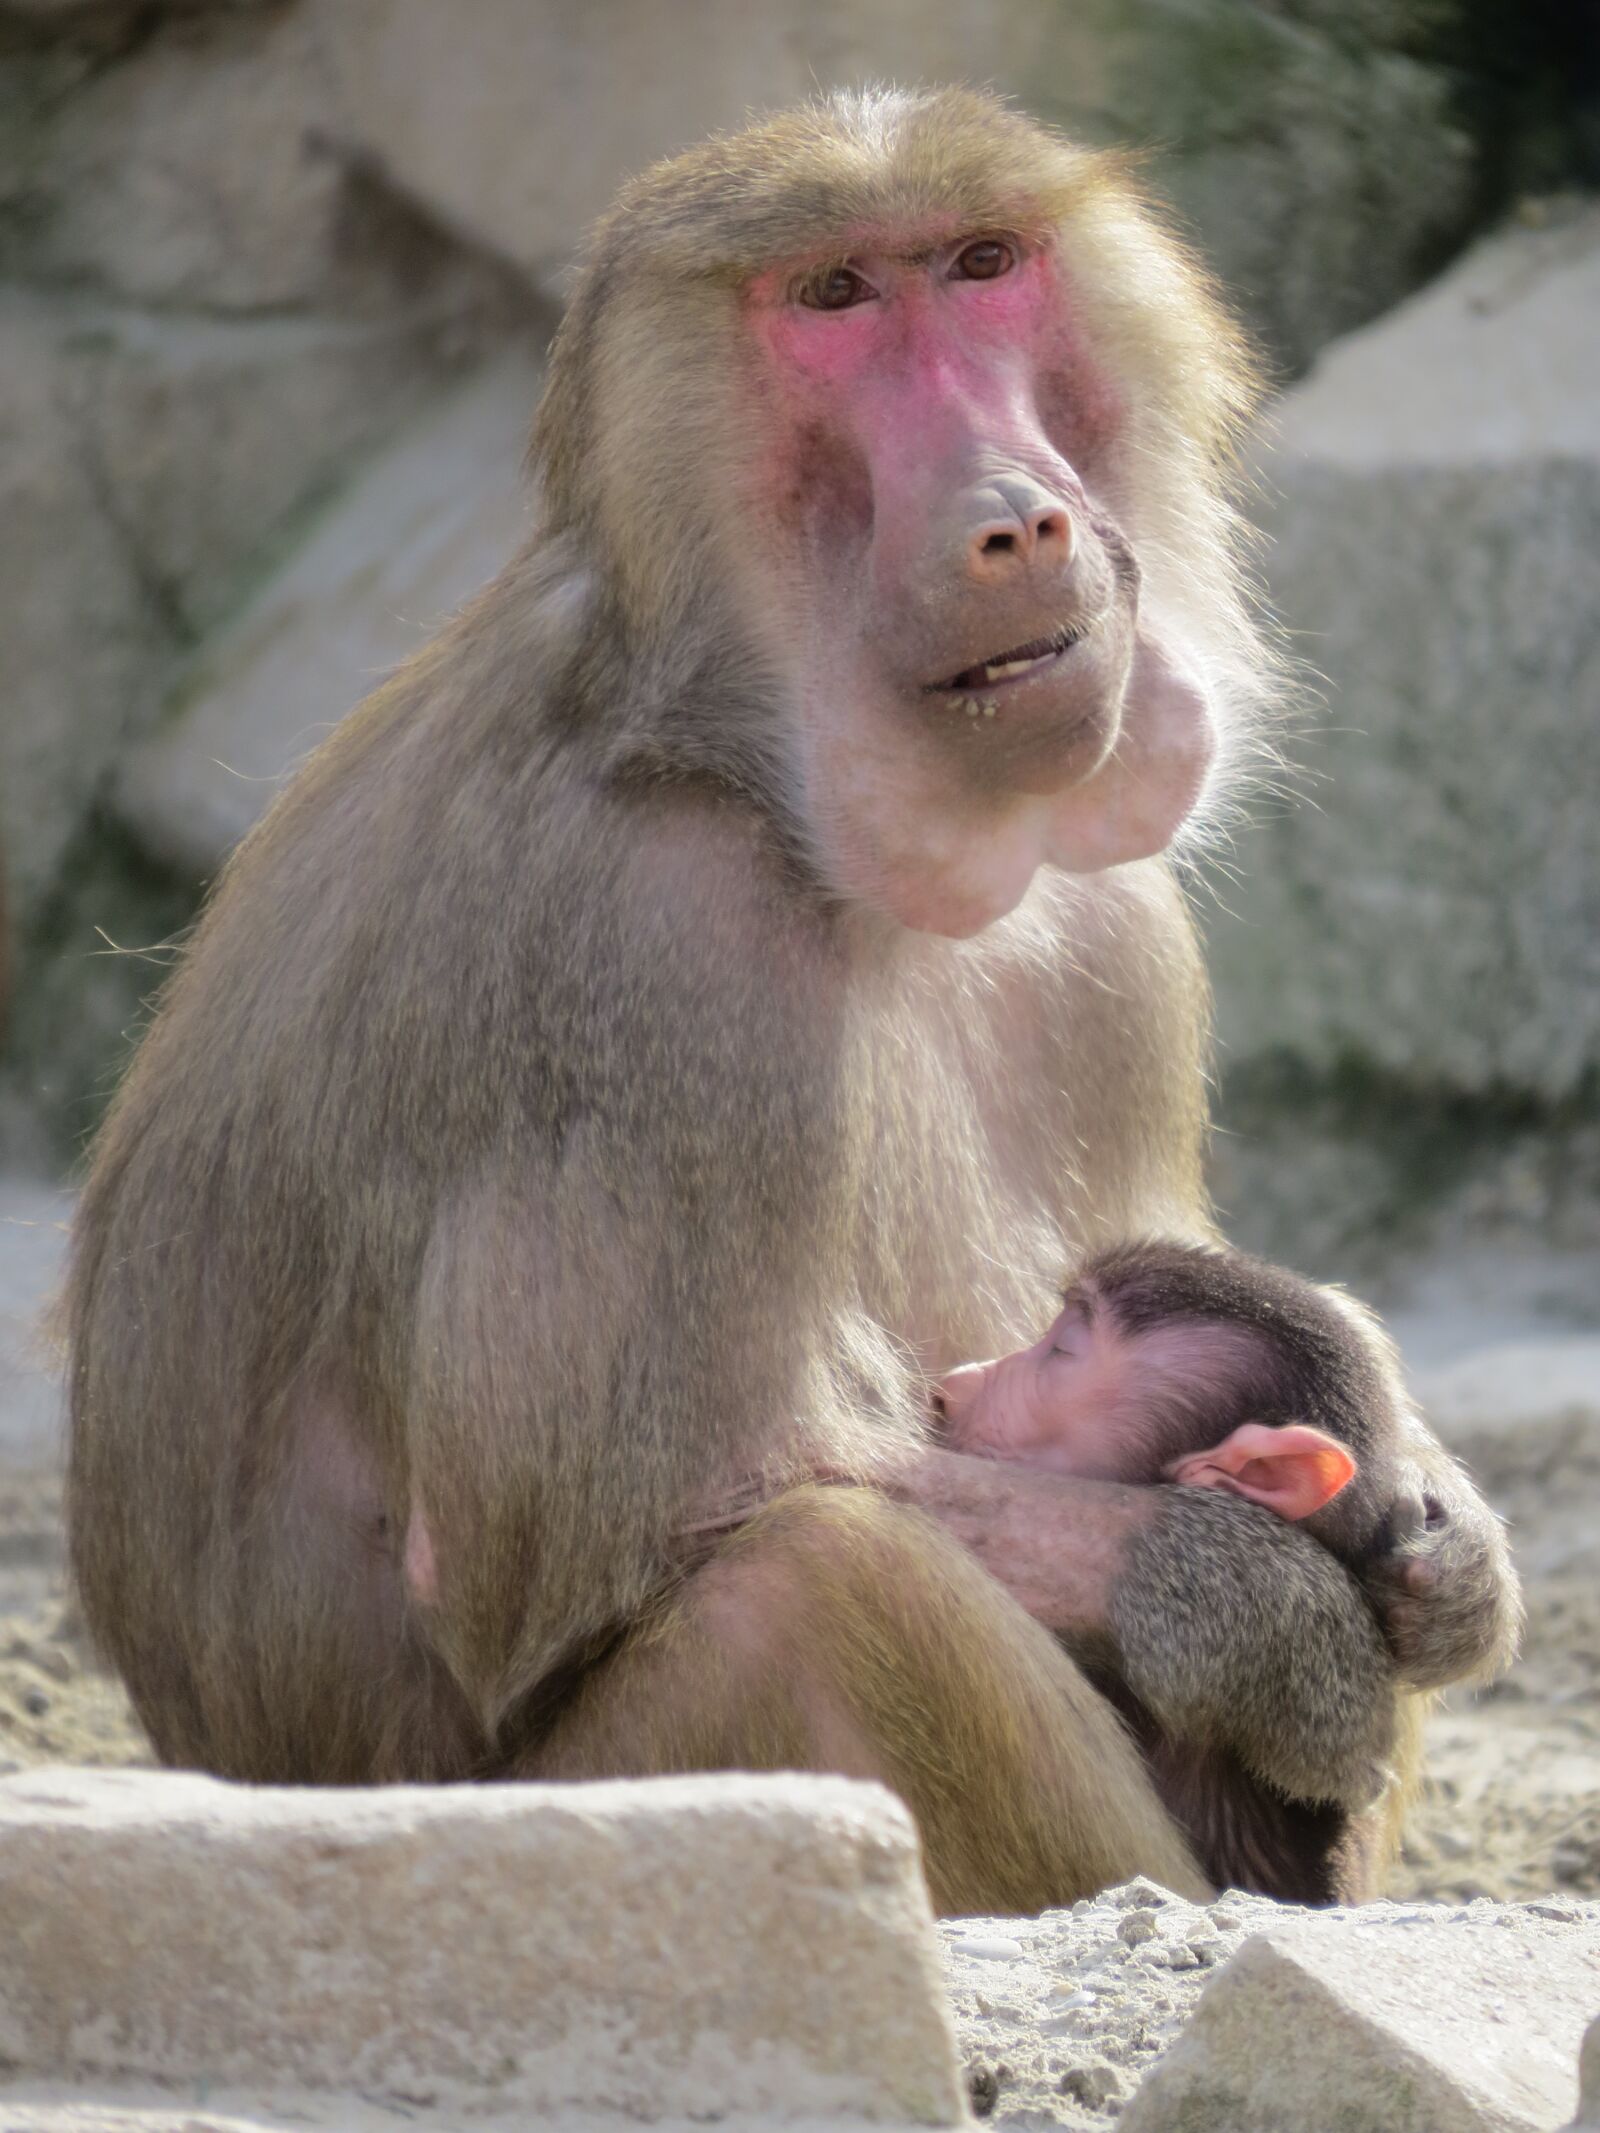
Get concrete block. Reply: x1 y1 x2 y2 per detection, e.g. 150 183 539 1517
1122 1909 1600 2132
0 1766 964 2128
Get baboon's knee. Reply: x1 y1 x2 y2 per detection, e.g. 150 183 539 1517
714 1481 956 1600
712 1483 1210 1914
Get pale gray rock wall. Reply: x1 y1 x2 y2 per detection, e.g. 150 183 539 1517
3 9 352 311
313 0 1476 370
0 295 513 1163
0 296 170 932
0 1 539 1162
116 353 540 875
1209 202 1600 1101
0 1175 69 1465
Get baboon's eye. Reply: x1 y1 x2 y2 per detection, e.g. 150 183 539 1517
797 264 874 312
950 238 1017 283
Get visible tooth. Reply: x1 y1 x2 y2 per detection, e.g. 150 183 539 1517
964 698 981 718
982 702 997 718
983 654 1045 683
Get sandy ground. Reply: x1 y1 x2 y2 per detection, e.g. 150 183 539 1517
2 1180 1598 1910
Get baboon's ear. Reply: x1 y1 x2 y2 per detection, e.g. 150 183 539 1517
1168 1423 1356 1522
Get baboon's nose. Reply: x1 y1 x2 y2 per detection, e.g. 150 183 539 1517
964 483 1074 584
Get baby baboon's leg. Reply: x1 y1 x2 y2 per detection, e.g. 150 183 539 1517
517 1485 1210 1916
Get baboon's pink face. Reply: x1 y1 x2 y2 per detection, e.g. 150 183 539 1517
743 231 1216 934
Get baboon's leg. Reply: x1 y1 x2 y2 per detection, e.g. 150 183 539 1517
516 1485 1211 1916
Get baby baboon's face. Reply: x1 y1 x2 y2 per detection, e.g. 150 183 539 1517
934 1288 1160 1481
936 1286 1358 1524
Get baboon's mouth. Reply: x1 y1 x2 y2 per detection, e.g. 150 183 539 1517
927 624 1087 696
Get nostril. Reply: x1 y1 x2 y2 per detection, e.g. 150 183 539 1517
966 501 1074 577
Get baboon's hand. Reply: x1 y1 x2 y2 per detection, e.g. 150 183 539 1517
1362 1467 1523 1690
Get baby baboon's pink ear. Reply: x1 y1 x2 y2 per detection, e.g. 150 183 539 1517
1168 1423 1357 1522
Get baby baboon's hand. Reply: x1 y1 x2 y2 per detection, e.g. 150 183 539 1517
1109 1487 1400 1810
1363 1467 1523 1690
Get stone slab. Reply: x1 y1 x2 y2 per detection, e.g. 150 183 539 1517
0 1766 965 2128
1120 1908 1600 2132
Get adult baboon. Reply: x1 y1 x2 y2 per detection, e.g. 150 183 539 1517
67 89 1517 1916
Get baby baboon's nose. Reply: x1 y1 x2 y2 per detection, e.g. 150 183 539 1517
933 1360 989 1436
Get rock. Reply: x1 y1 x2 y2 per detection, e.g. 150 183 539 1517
59 298 496 647
0 1766 965 2127
117 351 539 875
0 1177 70 1463
1208 201 1600 1101
1412 1335 1600 1442
1568 2013 1600 2128
4 10 350 313
0 295 172 936
1121 1909 1600 2133
0 292 497 939
1 7 520 320
943 1885 1600 2131
1043 0 1476 369
943 1882 1267 2130
0 810 202 1174
953 1936 1029 1963
314 0 843 300
313 0 1475 367
0 289 511 1170
1060 2060 1124 2110
1 0 270 21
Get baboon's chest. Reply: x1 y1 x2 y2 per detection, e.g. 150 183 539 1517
845 951 1093 1374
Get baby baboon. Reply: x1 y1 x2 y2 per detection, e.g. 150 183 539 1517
67 88 1518 1917
938 1240 1506 1897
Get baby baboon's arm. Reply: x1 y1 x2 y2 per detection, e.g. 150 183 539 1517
884 1447 1397 1809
